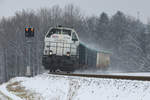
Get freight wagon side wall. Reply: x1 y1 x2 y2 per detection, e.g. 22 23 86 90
96 52 110 69
86 47 97 68
79 43 97 69
79 42 110 70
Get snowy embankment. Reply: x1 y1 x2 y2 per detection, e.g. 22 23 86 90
1 73 150 100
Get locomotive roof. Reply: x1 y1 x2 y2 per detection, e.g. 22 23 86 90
50 26 76 31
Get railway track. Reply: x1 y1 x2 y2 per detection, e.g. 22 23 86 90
51 73 150 81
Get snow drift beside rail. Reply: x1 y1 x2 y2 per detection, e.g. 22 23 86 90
1 73 150 100
21 73 150 100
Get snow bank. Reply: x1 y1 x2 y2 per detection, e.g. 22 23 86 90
1 73 150 100
0 83 22 100
0 77 30 100
20 73 150 100
22 73 70 100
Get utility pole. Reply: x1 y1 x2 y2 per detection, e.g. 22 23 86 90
4 48 8 82
25 26 34 76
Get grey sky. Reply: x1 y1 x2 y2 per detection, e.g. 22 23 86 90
0 0 150 23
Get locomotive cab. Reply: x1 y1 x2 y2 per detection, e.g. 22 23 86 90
42 26 80 72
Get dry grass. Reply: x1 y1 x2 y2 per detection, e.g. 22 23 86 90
6 81 43 100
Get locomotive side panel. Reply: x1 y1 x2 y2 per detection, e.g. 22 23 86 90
78 43 86 65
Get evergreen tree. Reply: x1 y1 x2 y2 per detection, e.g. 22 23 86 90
96 12 109 47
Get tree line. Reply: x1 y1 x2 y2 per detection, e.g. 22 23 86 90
0 4 150 83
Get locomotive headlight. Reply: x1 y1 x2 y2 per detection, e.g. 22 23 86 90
67 52 70 56
49 50 53 55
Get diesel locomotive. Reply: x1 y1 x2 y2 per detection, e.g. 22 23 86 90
42 26 110 72
42 26 80 72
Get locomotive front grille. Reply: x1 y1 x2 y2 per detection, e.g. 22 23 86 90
45 41 78 56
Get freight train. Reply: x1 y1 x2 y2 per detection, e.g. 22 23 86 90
42 26 110 72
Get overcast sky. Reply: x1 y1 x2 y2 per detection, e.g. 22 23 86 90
0 0 150 23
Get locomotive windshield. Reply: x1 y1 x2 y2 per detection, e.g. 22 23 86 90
62 29 71 36
46 28 61 37
46 28 71 37
72 32 78 41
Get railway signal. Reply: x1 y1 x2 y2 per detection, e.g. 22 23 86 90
25 27 34 37
25 25 34 76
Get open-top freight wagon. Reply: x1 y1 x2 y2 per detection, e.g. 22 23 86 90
79 42 110 70
42 26 111 72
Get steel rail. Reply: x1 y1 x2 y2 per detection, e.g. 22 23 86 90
51 73 150 81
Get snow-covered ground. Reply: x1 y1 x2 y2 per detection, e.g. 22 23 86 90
0 91 9 100
1 73 150 100
0 80 24 100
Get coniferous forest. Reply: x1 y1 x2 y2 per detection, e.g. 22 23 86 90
0 4 150 83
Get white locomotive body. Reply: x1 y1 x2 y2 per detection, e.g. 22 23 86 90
44 27 79 56
42 26 80 72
